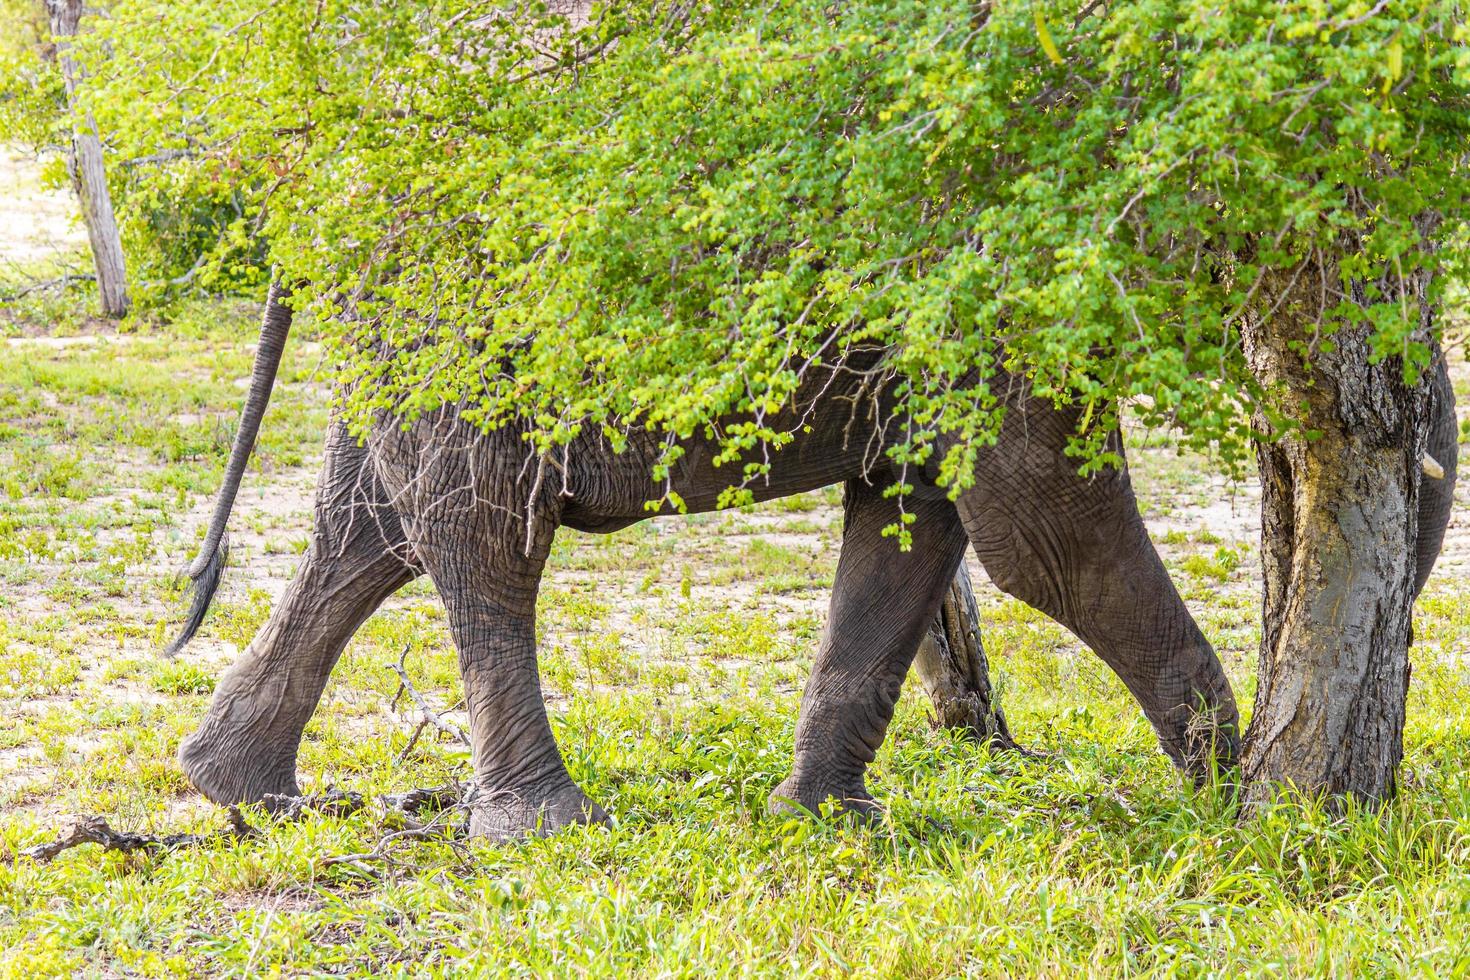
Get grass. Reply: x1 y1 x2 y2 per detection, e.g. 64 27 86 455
2 296 1470 975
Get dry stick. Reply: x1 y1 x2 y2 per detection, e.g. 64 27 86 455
381 783 465 817
18 792 364 864
20 807 256 864
317 822 465 877
318 795 475 881
18 787 467 868
393 714 468 763
395 718 431 764
389 644 470 748
258 788 365 820
0 273 97 302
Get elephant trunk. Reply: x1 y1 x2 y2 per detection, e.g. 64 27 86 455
166 280 294 655
1415 352 1458 597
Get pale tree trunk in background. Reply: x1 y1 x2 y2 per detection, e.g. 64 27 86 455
1240 259 1435 808
47 0 129 318
911 563 1020 750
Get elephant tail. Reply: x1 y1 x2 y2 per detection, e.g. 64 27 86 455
165 280 294 655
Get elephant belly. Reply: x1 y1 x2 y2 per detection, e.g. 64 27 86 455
561 365 893 528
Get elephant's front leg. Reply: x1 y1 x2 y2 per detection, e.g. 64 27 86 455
373 418 607 841
180 421 419 804
770 477 969 818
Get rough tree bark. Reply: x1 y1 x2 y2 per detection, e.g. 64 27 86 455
1240 258 1437 807
47 0 129 318
911 562 1020 749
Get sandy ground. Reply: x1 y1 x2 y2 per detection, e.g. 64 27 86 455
0 146 86 274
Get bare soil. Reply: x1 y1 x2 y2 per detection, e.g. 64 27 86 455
0 146 85 273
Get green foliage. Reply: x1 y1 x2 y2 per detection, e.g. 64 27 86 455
0 0 264 291
0 0 62 153
68 1 1470 505
113 163 266 296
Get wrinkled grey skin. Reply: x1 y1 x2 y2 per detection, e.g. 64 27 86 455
1416 357 1460 595
173 299 1455 841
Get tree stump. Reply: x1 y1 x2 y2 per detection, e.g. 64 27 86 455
911 562 1020 750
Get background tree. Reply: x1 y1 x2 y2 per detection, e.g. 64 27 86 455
0 0 260 305
44 0 127 317
69 0 1470 804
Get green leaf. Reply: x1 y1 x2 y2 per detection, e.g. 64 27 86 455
1035 9 1065 66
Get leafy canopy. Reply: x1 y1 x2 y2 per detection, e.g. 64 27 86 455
77 0 1470 515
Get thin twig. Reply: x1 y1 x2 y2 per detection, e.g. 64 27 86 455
316 793 475 880
389 644 470 747
0 273 96 302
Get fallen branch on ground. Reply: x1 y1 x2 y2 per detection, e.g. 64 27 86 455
14 784 472 868
319 788 474 880
381 782 464 818
19 807 256 864
259 788 365 820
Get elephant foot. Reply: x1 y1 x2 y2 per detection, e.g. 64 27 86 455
1178 726 1242 790
1156 702 1242 788
179 723 301 805
768 774 880 822
468 779 610 841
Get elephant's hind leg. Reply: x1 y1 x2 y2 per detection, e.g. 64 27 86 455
954 401 1240 778
372 414 605 841
180 422 418 805
770 476 969 818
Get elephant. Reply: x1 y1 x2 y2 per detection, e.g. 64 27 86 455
168 284 1456 840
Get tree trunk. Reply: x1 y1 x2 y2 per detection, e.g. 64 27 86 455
47 0 129 318
911 562 1020 750
1240 261 1436 808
